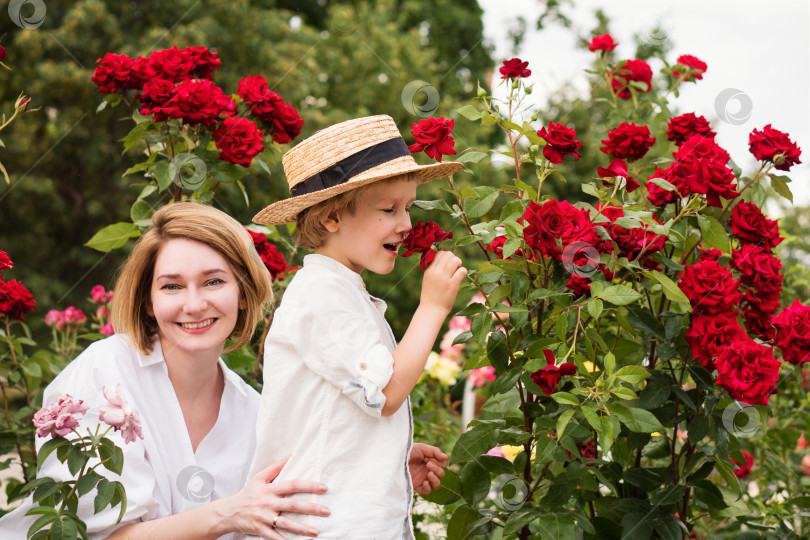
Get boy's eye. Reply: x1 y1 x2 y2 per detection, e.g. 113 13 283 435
382 208 395 214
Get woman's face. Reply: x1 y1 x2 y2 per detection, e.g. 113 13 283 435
148 238 244 362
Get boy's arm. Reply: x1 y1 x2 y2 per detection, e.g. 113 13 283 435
381 251 466 416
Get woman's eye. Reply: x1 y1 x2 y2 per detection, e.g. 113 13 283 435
161 284 180 291
206 279 223 286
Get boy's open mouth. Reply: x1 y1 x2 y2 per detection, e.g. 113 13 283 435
383 243 399 253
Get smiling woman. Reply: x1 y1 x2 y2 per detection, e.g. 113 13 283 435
0 203 332 540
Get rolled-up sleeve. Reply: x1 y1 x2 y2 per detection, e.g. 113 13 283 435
279 278 395 417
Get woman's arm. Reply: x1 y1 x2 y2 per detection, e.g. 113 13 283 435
107 457 330 540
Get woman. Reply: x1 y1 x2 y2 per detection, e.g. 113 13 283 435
0 203 445 539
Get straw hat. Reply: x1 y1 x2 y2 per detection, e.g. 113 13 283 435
252 115 462 225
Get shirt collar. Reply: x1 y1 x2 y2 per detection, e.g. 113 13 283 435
303 253 366 291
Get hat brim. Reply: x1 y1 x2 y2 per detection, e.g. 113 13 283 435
252 156 463 225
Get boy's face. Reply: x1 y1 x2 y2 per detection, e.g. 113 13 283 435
318 179 416 275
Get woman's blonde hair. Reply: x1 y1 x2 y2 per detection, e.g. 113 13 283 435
295 173 416 249
111 202 273 355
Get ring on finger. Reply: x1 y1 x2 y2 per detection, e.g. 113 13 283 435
272 513 280 529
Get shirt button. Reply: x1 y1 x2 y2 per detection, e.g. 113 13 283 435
359 362 367 370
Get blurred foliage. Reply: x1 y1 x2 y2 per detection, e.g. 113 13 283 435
0 0 496 341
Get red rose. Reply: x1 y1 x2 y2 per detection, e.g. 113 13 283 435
182 46 221 80
213 117 264 167
698 247 723 262
0 280 36 321
675 135 730 165
238 75 272 105
269 102 304 144
401 221 453 270
678 260 742 315
91 52 145 93
600 122 655 161
137 78 177 120
587 34 617 52
597 204 665 262
0 250 12 273
686 313 747 371
668 136 738 208
645 167 681 207
597 158 640 193
566 274 591 297
773 300 810 365
530 349 577 396
748 124 802 171
485 236 507 259
731 451 754 478
672 54 707 81
741 289 779 341
247 229 289 280
522 200 599 261
144 46 196 82
667 113 716 145
499 58 531 80
731 244 783 296
409 118 457 163
0 44 6 61
610 59 652 100
728 201 783 253
160 79 235 126
537 122 582 164
715 341 780 405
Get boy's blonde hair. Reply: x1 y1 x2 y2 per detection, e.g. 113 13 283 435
296 173 417 249
111 202 273 355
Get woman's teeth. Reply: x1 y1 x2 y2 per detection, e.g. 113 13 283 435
179 319 214 329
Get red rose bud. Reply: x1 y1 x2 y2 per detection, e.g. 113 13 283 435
715 341 779 405
530 349 577 395
609 59 652 99
748 124 802 171
0 44 6 61
672 54 707 81
499 58 531 80
773 300 810 366
698 246 723 262
678 260 742 315
537 122 582 164
728 201 783 253
587 34 618 52
408 118 456 162
731 451 754 478
401 220 453 270
0 250 12 272
600 122 655 161
597 158 640 193
667 113 716 145
0 279 36 321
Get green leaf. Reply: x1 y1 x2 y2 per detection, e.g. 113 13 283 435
596 285 642 306
651 484 687 506
122 162 149 177
460 461 490 504
153 161 171 191
599 415 615 454
99 438 125 476
556 409 575 440
687 415 710 445
536 514 577 539
485 331 509 373
450 424 500 464
77 471 102 497
621 408 665 433
550 392 580 406
697 214 730 251
446 504 479 539
465 192 498 219
455 151 488 164
581 405 601 431
130 199 154 226
503 507 543 535
413 199 452 212
587 298 603 319
614 365 650 384
455 104 485 121
604 352 616 375
769 174 793 203
646 270 689 304
85 222 140 252
94 479 115 514
648 176 678 192
610 387 639 400
21 360 42 378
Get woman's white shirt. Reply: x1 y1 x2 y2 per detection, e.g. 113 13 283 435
0 334 260 540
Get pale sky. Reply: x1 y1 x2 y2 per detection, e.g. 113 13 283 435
479 0 810 208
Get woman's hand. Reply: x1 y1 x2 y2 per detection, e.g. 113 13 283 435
408 443 448 496
216 456 330 539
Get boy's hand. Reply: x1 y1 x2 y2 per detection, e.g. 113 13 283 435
420 251 466 314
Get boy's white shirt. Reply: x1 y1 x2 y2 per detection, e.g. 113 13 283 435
247 254 414 540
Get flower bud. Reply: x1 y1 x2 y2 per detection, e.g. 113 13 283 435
15 95 30 112
477 88 487 98
530 145 540 154
530 113 539 122
773 153 786 166
525 86 533 94
511 79 520 90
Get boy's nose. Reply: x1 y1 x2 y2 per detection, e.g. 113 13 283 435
396 212 412 234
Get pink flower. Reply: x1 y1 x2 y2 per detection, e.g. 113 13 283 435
96 305 110 321
91 285 113 304
99 384 143 444
469 366 496 387
33 395 89 438
45 309 66 330
99 322 115 336
63 306 86 325
486 445 507 458
439 316 471 351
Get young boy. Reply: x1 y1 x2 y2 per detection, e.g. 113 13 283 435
247 115 466 539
